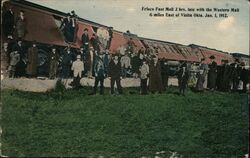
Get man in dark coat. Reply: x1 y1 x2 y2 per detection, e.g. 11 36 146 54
207 56 217 91
16 10 27 39
26 43 38 77
108 55 122 94
149 57 163 93
221 60 231 91
90 33 101 54
81 28 89 52
60 13 72 42
231 62 242 92
103 49 110 75
12 40 26 77
131 53 140 78
160 59 170 90
177 62 189 96
3 8 15 39
90 53 106 95
216 60 225 91
61 48 73 78
48 47 59 79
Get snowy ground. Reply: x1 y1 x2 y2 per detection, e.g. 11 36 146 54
1 77 179 92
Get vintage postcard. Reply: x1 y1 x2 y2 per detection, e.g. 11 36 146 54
1 0 249 157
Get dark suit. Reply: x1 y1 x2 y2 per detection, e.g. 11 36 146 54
81 33 89 51
207 61 217 90
3 10 15 37
108 60 122 94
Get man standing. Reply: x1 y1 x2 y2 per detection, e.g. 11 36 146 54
61 47 73 78
103 49 110 75
71 55 84 89
231 61 241 92
90 33 101 54
139 60 149 95
106 27 113 49
149 56 163 93
240 64 249 93
1 42 9 78
60 13 72 42
108 55 123 95
48 47 59 79
177 62 189 96
3 7 15 39
120 53 131 78
8 51 20 78
131 52 140 78
13 39 26 77
207 56 217 91
81 28 89 53
26 42 38 77
16 10 27 39
221 60 231 92
160 59 170 90
90 53 106 95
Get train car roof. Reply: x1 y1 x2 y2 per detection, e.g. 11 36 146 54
8 0 110 28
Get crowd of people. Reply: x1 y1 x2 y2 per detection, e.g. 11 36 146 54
1 9 249 95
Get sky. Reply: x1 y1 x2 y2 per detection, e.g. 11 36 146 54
27 0 249 55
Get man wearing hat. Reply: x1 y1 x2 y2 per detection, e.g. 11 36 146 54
61 47 73 78
12 39 26 77
108 55 123 95
48 47 59 79
216 59 226 91
90 53 106 95
221 59 231 91
8 50 20 78
81 28 89 52
71 55 84 89
231 59 242 92
207 55 217 91
177 61 189 96
26 42 38 77
60 13 72 42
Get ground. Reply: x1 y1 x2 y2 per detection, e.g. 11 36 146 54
0 86 248 157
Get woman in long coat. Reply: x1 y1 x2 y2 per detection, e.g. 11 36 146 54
16 11 27 39
149 57 163 93
195 65 205 92
26 43 38 77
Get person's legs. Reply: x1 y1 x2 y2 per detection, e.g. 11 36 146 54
142 78 148 94
111 78 115 94
116 78 123 94
100 78 104 95
93 77 99 94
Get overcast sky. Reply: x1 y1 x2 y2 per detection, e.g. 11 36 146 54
28 0 249 55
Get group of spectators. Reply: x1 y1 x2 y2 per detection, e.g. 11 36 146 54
182 56 250 95
1 8 249 95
